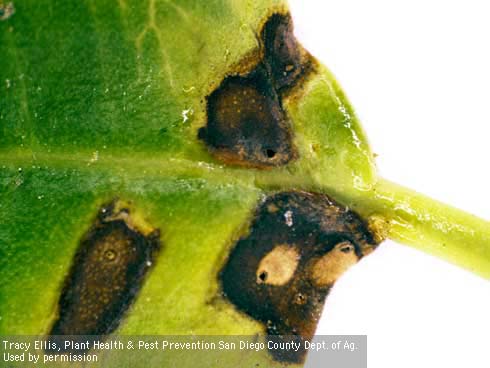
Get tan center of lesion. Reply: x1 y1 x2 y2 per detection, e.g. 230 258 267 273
311 241 358 286
256 244 300 285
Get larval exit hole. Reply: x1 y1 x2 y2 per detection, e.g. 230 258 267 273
258 271 268 283
265 149 276 158
220 191 380 363
311 241 358 286
104 249 117 261
256 245 300 286
199 68 295 168
340 242 354 253
199 13 312 168
294 293 307 305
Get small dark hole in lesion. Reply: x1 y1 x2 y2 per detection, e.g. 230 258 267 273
295 293 307 305
340 243 354 253
265 149 276 158
258 271 268 283
197 127 207 140
104 249 117 261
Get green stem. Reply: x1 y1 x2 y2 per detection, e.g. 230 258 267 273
338 178 490 279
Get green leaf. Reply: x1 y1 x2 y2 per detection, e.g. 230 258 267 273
1 1 489 367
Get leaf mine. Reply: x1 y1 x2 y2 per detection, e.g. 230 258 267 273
262 13 312 91
219 191 378 363
199 66 296 167
198 13 312 168
48 201 160 343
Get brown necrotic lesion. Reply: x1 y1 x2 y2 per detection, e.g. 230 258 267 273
198 13 313 169
48 201 160 343
219 191 379 363
199 66 295 167
262 13 312 91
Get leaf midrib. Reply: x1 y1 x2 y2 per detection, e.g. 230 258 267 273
0 149 316 191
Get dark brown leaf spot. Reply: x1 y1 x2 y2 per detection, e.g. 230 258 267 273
199 67 295 168
219 191 378 363
262 13 311 91
49 201 160 347
199 13 312 169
